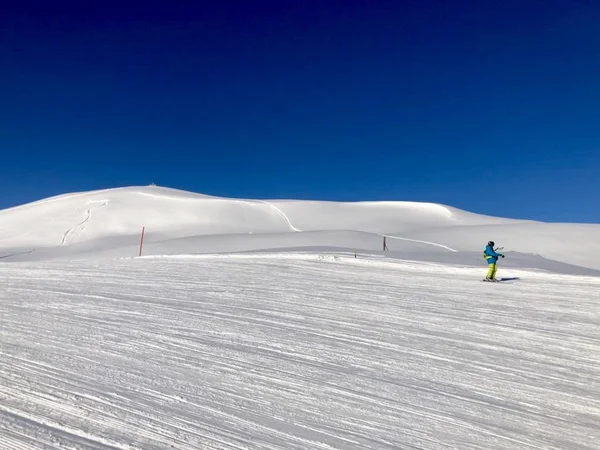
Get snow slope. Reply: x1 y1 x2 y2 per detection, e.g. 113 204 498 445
2 188 599 448
1 185 599 271
1 254 599 449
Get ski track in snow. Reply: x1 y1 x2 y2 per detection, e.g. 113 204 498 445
261 201 302 232
384 234 458 252
60 202 108 246
1 255 600 449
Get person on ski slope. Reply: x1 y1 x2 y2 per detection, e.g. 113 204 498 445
483 241 504 281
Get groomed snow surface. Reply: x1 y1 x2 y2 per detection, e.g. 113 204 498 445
2 255 600 449
1 186 600 449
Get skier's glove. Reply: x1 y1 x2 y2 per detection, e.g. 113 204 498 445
501 254 505 258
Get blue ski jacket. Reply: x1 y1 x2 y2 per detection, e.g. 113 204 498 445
484 244 503 264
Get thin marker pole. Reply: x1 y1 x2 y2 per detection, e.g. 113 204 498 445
139 226 145 257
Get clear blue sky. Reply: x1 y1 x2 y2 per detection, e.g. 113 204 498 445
2 0 599 222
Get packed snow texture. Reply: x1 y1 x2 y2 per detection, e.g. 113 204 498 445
1 186 599 271
2 255 600 449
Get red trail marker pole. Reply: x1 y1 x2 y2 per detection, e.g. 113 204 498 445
139 226 145 257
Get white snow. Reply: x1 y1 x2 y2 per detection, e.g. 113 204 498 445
1 186 600 448
1 255 599 449
1 185 599 271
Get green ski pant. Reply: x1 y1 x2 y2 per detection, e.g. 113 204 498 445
487 263 498 280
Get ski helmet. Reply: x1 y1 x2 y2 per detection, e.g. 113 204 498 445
488 241 495 247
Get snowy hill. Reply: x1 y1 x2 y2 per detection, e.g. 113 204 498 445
1 185 599 272
2 187 600 448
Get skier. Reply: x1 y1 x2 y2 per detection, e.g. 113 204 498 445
483 241 504 281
